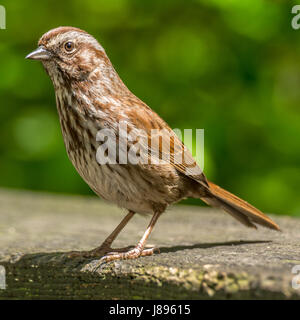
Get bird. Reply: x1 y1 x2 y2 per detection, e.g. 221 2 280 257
26 26 280 263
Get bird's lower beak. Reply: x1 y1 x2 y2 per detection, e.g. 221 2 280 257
25 46 51 61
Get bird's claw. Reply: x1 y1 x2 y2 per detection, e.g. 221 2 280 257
99 246 159 264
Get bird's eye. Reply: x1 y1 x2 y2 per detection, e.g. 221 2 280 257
64 41 75 52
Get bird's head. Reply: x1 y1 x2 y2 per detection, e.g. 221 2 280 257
26 26 111 84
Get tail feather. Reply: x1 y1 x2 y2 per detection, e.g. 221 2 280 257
201 181 280 231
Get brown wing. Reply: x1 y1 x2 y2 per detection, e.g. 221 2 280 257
125 102 209 189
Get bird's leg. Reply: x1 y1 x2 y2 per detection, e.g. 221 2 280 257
89 210 136 255
67 210 135 258
99 211 161 263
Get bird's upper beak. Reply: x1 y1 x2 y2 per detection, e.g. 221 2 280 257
25 46 52 61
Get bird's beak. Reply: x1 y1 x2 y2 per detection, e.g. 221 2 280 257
25 46 51 61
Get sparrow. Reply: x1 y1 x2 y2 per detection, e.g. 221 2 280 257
26 27 280 263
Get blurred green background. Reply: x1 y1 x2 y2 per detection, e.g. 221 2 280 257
0 0 299 216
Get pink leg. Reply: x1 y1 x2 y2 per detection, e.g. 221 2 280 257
93 210 135 253
100 211 161 263
68 210 135 258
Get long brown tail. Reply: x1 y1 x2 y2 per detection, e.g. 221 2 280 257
201 181 280 231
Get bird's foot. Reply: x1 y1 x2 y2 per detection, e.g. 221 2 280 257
100 246 160 263
66 245 134 258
